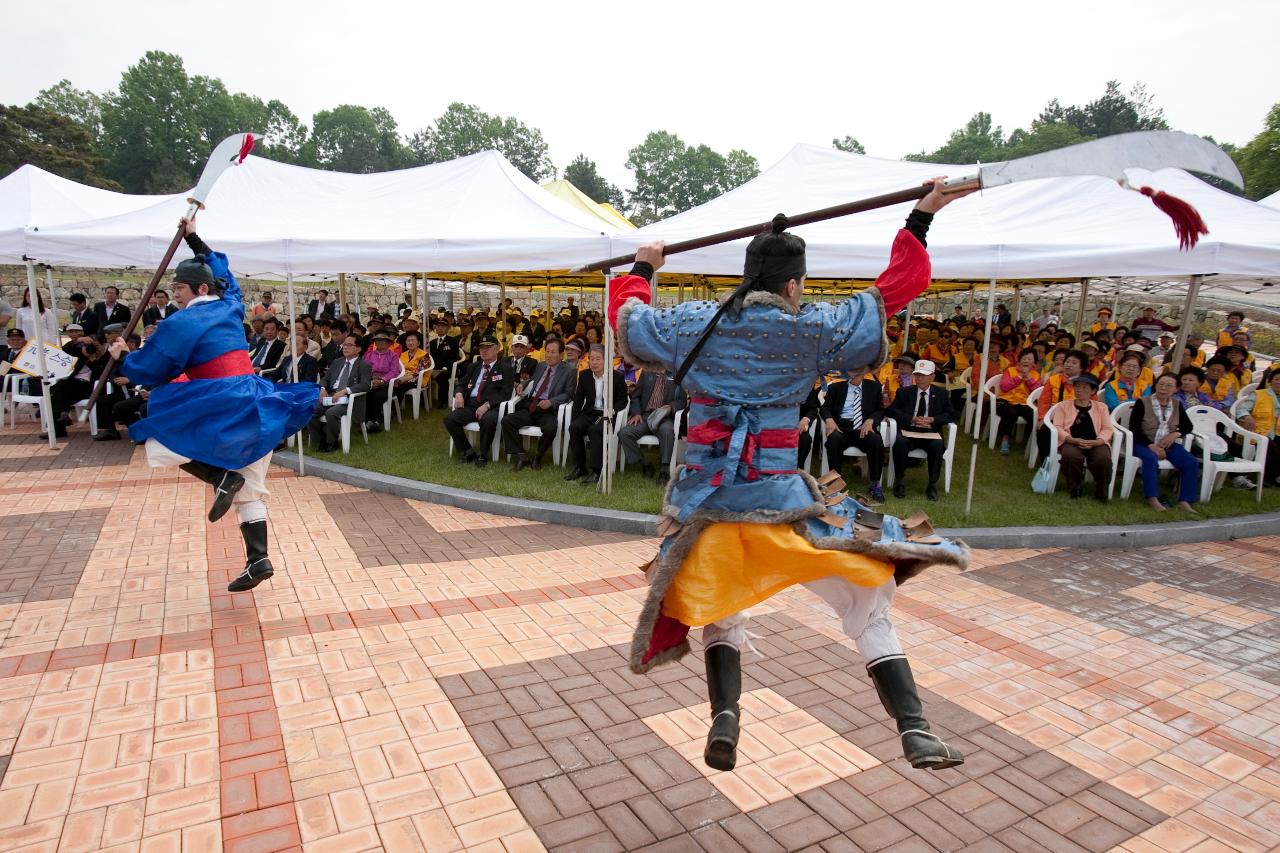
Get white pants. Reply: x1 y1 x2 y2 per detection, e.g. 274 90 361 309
702 576 902 665
145 439 273 504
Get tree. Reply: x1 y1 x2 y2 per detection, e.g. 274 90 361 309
906 112 1004 164
832 136 865 154
563 154 623 206
408 102 554 180
1234 103 1280 199
305 105 408 173
625 131 759 224
1004 121 1086 159
0 104 119 188
99 51 206 192
32 80 103 142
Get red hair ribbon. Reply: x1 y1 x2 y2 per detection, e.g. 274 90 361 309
1137 185 1208 251
237 134 256 164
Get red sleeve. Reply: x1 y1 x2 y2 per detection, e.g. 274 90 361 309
608 274 652 332
874 229 932 316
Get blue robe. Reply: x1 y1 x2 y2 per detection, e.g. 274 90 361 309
123 251 318 469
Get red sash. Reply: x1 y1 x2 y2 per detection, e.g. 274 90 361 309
185 350 253 380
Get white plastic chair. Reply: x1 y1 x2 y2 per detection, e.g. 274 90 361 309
405 366 432 419
1230 384 1258 421
445 360 463 402
1040 400 1123 497
887 420 956 493
338 391 368 454
819 419 894 482
1025 386 1047 469
511 401 571 466
604 409 630 473
958 368 974 434
3 374 45 429
985 377 1035 450
448 394 507 461
979 375 1001 446
669 408 687 479
383 363 407 430
1186 405 1267 503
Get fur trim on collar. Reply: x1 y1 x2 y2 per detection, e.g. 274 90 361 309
717 288 800 316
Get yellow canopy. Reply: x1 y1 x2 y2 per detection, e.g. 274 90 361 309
541 179 636 230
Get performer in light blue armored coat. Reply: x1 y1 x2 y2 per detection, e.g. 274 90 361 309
108 218 317 592
608 179 975 774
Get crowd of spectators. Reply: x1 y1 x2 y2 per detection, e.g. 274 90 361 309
3 284 1277 511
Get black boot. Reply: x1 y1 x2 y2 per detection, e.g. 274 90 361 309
179 461 245 522
867 656 964 771
228 520 274 592
703 645 741 771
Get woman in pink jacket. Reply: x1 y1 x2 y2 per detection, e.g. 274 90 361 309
1048 373 1114 501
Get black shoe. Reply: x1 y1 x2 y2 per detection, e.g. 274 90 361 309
579 470 599 484
473 456 488 468
513 454 529 472
565 466 585 481
867 656 964 771
1069 485 1083 500
1094 484 1109 502
93 429 121 442
460 450 478 464
228 520 274 592
530 454 544 471
657 469 670 485
179 461 245 522
893 482 907 499
640 461 656 479
926 485 939 502
366 422 383 434
704 645 741 772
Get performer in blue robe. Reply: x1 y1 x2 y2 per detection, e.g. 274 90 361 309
108 218 317 592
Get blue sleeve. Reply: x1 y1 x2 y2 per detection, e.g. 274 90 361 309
206 251 241 306
120 323 188 386
617 299 706 373
812 291 888 375
1102 385 1120 410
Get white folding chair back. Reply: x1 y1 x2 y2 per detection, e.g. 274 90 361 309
339 391 368 453
980 375 1001 446
406 364 431 419
1229 384 1258 421
605 409 629 473
958 368 974 434
885 420 954 492
384 363 407 430
1186 404 1267 503
1025 386 1045 469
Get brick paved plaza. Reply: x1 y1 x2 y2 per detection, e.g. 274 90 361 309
0 431 1277 852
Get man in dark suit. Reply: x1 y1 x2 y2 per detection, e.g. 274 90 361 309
249 318 285 374
307 290 337 321
428 317 461 407
68 293 95 335
821 368 887 501
316 320 343 369
564 297 581 320
272 330 321 385
142 289 180 326
887 359 954 501
798 380 821 471
308 337 372 452
507 335 538 382
565 344 628 484
501 338 576 471
92 286 130 337
444 335 512 467
618 367 686 481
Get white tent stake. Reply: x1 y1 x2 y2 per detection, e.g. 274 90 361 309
964 277 998 518
600 272 614 495
26 261 56 449
285 272 304 477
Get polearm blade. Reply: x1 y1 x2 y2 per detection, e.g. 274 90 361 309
573 131 1243 273
80 133 257 420
974 130 1244 189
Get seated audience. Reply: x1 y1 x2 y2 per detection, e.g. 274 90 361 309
564 344 627 485
888 359 953 501
1130 373 1199 512
1049 373 1113 501
502 338 575 471
995 348 1042 455
822 367 887 501
308 337 371 452
363 332 403 432
619 366 686 482
444 334 511 466
1102 351 1151 410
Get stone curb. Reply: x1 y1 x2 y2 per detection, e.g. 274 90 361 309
273 453 1280 549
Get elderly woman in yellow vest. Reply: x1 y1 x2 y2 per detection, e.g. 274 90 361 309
995 349 1042 455
1102 351 1151 410
1237 367 1280 487
1201 357 1236 413
1048 373 1114 501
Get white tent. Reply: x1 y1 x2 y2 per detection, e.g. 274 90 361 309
22 151 619 275
1261 189 1280 210
610 144 1280 280
0 165 179 264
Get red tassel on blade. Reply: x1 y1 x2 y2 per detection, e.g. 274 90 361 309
237 133 255 164
1139 186 1208 251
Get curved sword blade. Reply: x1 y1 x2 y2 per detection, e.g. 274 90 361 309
980 130 1243 190
189 132 259 207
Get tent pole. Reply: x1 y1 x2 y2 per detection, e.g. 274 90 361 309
410 274 418 314
545 279 551 318
462 280 468 313
1012 284 1021 325
285 272 305 477
44 267 59 337
26 261 56 448
338 273 347 316
964 277 999 517
966 286 974 320
651 270 658 305
1170 275 1201 373
678 279 684 305
600 272 614 495
421 273 428 317
499 273 507 351
353 278 361 321
1074 278 1089 340
901 299 914 352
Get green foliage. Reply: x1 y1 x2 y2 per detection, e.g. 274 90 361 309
0 104 119 188
625 131 759 224
563 154 623 207
408 102 554 181
99 51 206 192
1233 103 1280 199
906 111 1005 164
32 80 103 142
304 104 408 173
832 135 866 154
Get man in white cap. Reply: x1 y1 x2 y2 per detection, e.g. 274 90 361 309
887 359 954 501
508 334 537 383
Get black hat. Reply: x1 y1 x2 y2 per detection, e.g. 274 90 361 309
1072 373 1101 389
478 334 500 347
371 331 392 342
894 351 920 366
103 323 125 335
174 255 215 288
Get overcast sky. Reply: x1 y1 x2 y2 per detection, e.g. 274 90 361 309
5 0 1275 190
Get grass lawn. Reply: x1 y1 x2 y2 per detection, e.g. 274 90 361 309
319 407 1280 528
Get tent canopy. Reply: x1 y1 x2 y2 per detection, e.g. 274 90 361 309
22 152 619 275
607 144 1280 280
541 179 635 230
1261 189 1280 210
